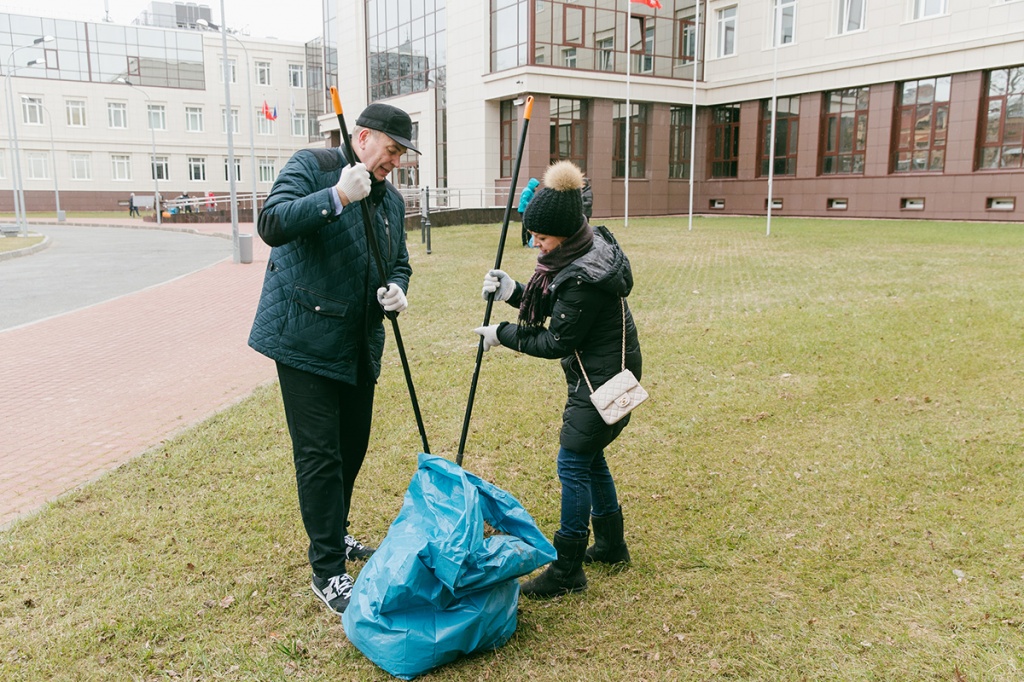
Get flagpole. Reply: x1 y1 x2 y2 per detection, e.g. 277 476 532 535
688 1 700 231
766 4 780 237
625 0 631 228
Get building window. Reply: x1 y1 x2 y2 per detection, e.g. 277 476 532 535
220 58 237 84
70 153 91 180
679 18 697 62
21 97 43 125
222 107 240 134
562 47 577 68
500 99 516 178
291 110 307 137
821 87 869 174
549 98 588 171
837 0 865 34
255 60 271 86
185 106 204 132
613 101 647 179
629 16 653 73
148 104 166 130
772 0 796 46
259 158 276 183
26 152 49 179
760 96 800 176
491 0 528 71
224 157 241 182
913 0 946 19
152 156 169 181
978 66 1024 170
188 156 206 181
597 36 615 71
669 106 693 179
66 99 86 127
717 6 737 58
710 104 741 178
564 4 584 45
111 154 132 180
394 122 419 187
257 112 275 135
289 64 305 88
108 102 127 129
893 76 950 173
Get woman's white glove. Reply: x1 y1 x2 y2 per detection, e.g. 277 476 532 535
474 325 502 351
377 283 408 313
481 269 515 301
336 162 371 205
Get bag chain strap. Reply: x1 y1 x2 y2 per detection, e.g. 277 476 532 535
575 298 626 394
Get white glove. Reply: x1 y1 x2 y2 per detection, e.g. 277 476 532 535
481 269 515 302
377 283 408 313
474 325 502 351
336 162 371 205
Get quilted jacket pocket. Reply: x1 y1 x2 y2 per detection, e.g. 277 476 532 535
280 285 357 360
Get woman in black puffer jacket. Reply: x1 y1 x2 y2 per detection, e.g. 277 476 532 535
474 161 642 599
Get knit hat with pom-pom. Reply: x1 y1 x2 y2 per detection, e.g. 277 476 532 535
523 161 586 238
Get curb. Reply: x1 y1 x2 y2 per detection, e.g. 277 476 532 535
0 234 51 262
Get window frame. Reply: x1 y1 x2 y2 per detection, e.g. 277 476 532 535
759 96 800 177
669 105 693 179
111 153 132 180
892 76 950 173
66 99 87 127
977 66 1024 171
255 60 272 86
188 156 207 182
549 97 588 172
108 102 128 129
717 6 737 58
820 87 870 175
837 0 865 34
613 101 647 179
709 103 741 178
185 106 204 133
70 152 91 180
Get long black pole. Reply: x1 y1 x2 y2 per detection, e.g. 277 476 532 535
330 87 430 454
456 96 534 466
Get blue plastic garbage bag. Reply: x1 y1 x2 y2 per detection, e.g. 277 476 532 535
342 452 557 679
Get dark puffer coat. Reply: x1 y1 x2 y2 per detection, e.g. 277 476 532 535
248 147 411 384
496 225 642 452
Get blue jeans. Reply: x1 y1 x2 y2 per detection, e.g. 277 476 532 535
556 446 620 539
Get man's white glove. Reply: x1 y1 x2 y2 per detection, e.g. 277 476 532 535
336 162 371 205
481 269 515 302
377 283 408 313
474 324 502 351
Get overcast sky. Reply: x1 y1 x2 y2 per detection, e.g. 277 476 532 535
4 0 324 43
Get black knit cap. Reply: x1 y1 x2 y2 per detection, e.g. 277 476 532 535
356 102 420 153
522 161 585 238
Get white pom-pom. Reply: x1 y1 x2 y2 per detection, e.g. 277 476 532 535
543 161 584 193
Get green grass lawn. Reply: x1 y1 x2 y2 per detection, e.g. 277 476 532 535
2 216 1023 681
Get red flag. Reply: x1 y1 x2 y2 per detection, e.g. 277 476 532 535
263 101 277 121
631 0 662 8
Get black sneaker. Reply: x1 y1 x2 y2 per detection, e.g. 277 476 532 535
311 573 353 615
344 534 376 561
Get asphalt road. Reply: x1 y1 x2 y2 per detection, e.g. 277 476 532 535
0 225 231 331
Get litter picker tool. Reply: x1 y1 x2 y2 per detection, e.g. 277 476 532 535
456 96 534 466
329 87 429 454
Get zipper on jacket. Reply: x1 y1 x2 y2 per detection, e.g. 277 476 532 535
382 212 391 261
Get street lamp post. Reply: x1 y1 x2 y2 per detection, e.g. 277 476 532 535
117 78 162 226
4 36 53 236
197 18 258 218
22 96 62 221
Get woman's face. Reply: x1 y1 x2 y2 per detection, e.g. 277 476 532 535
529 232 566 255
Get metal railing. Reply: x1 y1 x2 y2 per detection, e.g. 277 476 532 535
398 186 519 215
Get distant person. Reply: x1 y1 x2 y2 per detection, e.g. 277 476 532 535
518 177 539 247
581 177 593 219
128 192 140 218
248 102 418 617
206 191 216 213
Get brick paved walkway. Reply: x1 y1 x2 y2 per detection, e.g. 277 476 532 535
0 218 276 528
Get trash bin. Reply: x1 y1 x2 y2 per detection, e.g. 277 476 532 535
239 233 253 264
57 210 66 222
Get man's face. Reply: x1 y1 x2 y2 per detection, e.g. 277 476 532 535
356 129 406 181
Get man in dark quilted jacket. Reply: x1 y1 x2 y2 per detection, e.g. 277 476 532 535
248 102 418 617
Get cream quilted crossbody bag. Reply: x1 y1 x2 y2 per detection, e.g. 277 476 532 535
574 298 648 425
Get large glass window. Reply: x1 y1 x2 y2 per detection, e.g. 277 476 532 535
978 66 1024 170
669 106 693 179
70 153 91 180
837 0 865 34
893 76 950 173
710 104 741 178
821 87 869 174
185 106 204 132
491 0 528 72
188 156 207 181
108 102 127 129
549 98 588 171
613 101 647 179
368 0 443 100
629 16 654 74
679 17 697 62
111 154 132 180
66 99 87 127
717 6 737 58
500 99 516 178
760 96 800 176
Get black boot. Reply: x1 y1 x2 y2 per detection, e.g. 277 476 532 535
584 507 631 565
521 533 588 599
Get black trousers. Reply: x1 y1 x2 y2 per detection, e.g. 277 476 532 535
276 362 375 578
